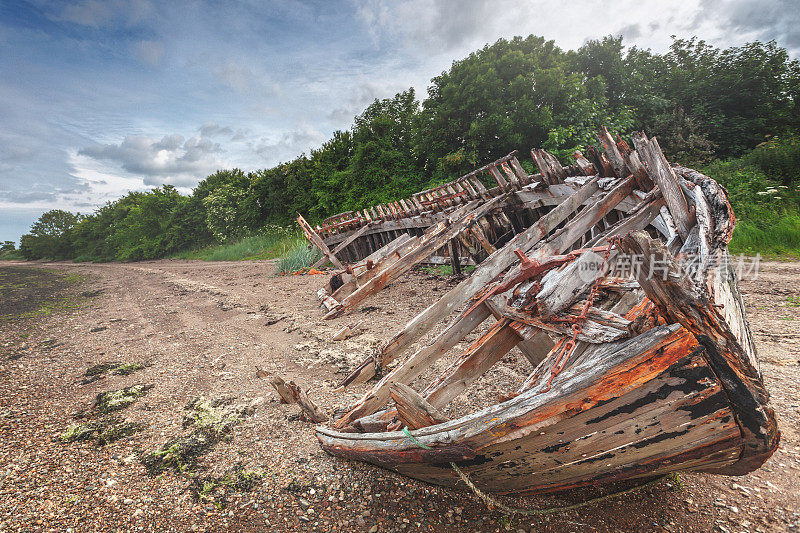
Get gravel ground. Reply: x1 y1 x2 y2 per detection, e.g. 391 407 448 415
0 258 798 532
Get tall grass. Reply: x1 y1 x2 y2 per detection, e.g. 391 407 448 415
177 228 297 261
276 240 322 274
729 214 800 258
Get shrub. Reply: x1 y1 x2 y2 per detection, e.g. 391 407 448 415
743 136 800 186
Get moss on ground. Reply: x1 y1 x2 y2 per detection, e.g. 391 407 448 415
0 267 87 322
85 361 123 376
190 465 265 508
59 416 143 445
114 362 147 375
141 397 255 475
94 384 153 414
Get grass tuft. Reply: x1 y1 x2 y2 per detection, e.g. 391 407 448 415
276 240 322 274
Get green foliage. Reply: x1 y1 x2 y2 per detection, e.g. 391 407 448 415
702 157 800 257
0 244 23 260
647 108 717 168
276 240 322 274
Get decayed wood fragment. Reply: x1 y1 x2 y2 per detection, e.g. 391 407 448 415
332 320 363 341
256 368 328 423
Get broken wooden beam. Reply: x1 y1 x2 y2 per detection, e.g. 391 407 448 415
634 134 694 239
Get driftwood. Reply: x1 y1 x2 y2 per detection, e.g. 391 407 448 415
311 128 777 497
256 368 328 423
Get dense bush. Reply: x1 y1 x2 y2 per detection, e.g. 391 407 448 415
16 35 800 261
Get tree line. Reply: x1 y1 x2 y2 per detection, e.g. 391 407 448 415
16 35 800 261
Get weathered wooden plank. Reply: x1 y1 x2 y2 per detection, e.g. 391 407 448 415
619 231 779 473
509 156 532 185
489 165 509 188
484 297 555 367
501 303 632 343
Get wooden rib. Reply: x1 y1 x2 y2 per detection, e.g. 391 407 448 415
469 224 496 255
489 165 509 188
635 134 694 238
324 197 506 318
390 383 449 430
573 151 595 176
531 148 566 184
297 213 345 270
377 177 602 368
312 222 374 268
509 157 531 185
596 126 629 179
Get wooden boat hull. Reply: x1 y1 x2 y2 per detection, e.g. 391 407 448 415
314 130 779 496
318 319 776 494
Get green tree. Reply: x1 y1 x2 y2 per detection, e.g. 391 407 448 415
19 209 79 260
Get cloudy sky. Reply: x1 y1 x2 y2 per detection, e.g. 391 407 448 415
1 0 798 243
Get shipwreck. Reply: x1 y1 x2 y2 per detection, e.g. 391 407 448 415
298 128 779 496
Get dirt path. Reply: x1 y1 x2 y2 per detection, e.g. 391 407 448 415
0 258 798 532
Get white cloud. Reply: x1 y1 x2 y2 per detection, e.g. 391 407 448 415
78 133 224 186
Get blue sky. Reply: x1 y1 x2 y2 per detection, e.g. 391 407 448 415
1 0 798 243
